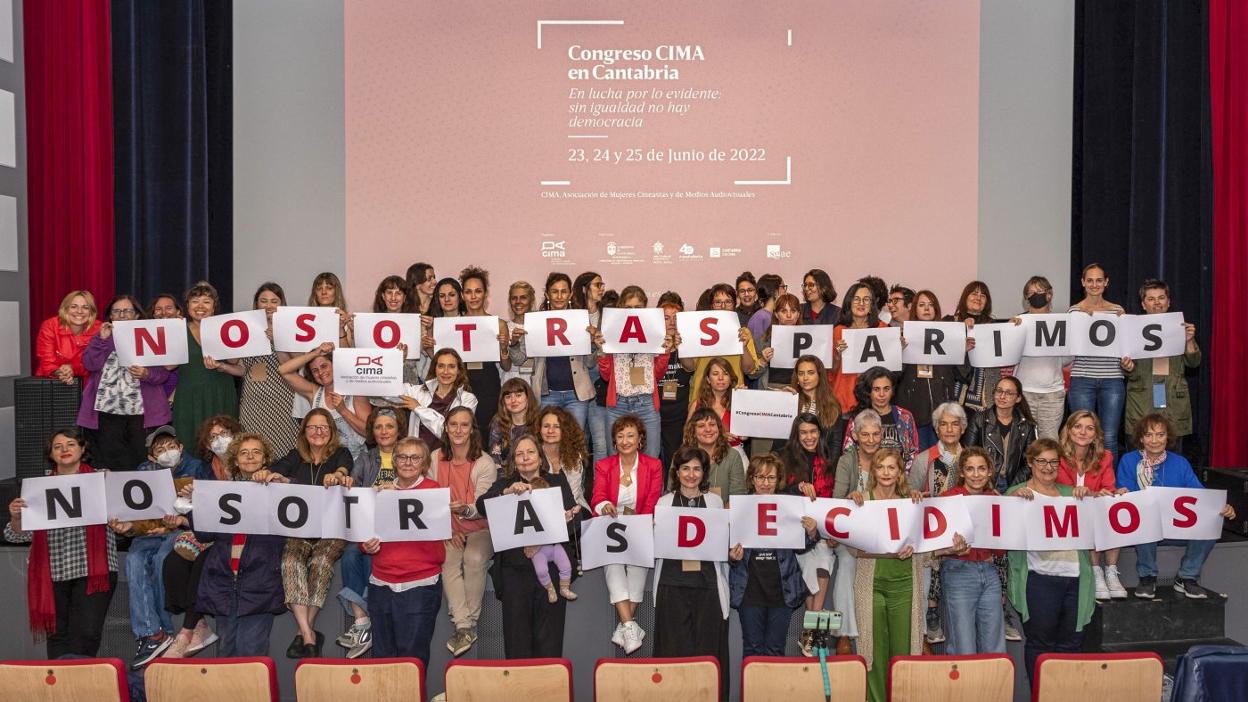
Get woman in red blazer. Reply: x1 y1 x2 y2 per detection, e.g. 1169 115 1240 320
591 414 663 654
36 290 102 383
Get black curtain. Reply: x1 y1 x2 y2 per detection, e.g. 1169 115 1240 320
113 0 233 311
1072 0 1213 464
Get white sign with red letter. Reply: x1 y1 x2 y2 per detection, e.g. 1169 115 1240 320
353 313 422 356
432 316 501 363
521 310 591 358
112 319 189 367
804 498 878 552
1150 486 1228 541
579 514 656 570
273 306 341 353
914 496 974 552
675 311 742 359
729 495 806 549
964 495 1028 550
653 506 730 561
600 308 666 354
1090 491 1163 550
332 348 404 397
1022 494 1096 550
199 309 272 361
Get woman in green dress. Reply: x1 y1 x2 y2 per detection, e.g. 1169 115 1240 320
171 282 239 442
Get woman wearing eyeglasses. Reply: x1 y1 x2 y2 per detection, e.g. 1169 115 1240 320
964 376 1038 494
78 296 175 471
251 409 354 658
321 406 409 658
1007 439 1096 683
799 269 840 325
831 282 888 412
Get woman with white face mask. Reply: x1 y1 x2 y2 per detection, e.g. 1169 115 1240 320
106 425 211 667
196 416 244 480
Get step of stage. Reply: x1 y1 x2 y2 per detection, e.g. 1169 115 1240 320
1083 580 1230 665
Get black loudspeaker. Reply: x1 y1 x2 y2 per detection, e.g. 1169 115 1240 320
1201 467 1248 539
14 377 81 480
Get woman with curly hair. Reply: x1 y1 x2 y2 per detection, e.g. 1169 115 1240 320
538 405 591 510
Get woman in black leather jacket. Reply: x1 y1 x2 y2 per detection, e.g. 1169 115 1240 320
963 376 1038 492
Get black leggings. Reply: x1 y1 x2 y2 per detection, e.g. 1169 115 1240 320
163 544 210 630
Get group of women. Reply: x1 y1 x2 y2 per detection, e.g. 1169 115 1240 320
12 262 1225 701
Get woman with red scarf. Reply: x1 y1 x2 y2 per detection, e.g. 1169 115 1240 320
6 428 118 657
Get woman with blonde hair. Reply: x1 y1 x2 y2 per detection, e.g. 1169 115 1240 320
36 290 101 382
1057 410 1123 599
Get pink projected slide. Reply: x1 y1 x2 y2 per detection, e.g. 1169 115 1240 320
345 1 979 313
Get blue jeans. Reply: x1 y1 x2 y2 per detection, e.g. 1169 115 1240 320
587 402 611 464
336 547 372 616
1021 573 1083 682
126 534 177 638
738 605 793 658
368 581 442 669
218 601 274 658
940 559 1005 655
543 390 589 430
1134 539 1216 580
606 395 662 458
1067 376 1125 460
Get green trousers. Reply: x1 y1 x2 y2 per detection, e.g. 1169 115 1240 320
868 558 914 702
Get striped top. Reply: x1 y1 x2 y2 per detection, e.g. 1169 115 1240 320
1068 304 1125 378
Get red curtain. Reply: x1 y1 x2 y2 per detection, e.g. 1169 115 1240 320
1209 0 1248 468
23 0 115 369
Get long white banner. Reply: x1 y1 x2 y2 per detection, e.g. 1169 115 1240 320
20 477 1226 557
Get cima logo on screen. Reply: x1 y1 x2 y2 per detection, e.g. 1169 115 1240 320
541 240 566 258
355 355 384 376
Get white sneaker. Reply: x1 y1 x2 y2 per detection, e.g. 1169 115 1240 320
1093 566 1110 600
621 621 645 655
611 622 625 648
1104 565 1128 599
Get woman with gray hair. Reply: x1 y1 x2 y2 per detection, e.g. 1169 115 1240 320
808 408 886 656
907 401 967 645
908 402 967 497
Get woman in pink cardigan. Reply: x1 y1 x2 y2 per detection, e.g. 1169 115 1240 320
591 414 664 653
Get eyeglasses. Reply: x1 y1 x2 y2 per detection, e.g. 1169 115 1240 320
1032 458 1061 468
753 475 778 483
395 454 424 465
994 389 1018 397
111 307 137 317
851 297 873 305
305 425 331 435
